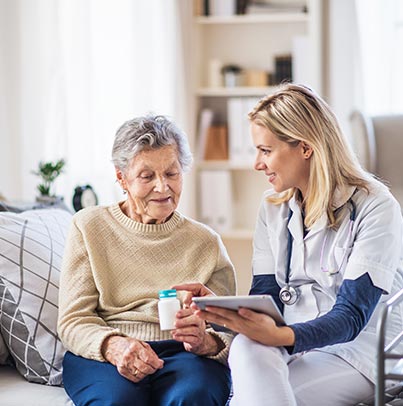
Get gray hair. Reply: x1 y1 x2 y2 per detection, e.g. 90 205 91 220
112 114 193 173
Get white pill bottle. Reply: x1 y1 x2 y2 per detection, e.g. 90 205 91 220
158 289 181 331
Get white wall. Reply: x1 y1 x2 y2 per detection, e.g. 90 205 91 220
326 0 361 143
0 0 22 200
0 1 195 214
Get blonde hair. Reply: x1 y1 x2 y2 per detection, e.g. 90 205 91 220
249 83 371 229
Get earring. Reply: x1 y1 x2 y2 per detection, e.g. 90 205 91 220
115 179 127 195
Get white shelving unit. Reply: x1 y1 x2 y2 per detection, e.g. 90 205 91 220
190 0 323 294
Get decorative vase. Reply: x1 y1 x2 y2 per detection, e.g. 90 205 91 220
35 195 64 205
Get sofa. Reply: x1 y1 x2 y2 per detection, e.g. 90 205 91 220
0 205 74 405
0 365 72 405
350 110 403 207
350 111 403 404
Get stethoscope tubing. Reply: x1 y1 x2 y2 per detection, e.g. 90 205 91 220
281 198 357 305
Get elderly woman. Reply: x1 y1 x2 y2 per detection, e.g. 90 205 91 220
58 115 236 406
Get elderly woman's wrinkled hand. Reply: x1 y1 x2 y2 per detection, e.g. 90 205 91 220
171 307 222 356
101 336 164 383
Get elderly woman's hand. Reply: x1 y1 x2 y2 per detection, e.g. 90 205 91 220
171 308 224 356
101 336 164 382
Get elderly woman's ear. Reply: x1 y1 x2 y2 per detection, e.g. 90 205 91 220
115 168 126 191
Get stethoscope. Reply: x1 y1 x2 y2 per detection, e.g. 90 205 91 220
279 198 357 306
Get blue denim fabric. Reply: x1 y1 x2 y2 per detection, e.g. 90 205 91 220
62 340 231 406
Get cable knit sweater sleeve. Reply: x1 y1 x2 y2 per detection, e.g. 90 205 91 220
57 220 127 361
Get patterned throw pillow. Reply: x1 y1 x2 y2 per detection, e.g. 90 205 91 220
0 208 72 385
0 333 10 364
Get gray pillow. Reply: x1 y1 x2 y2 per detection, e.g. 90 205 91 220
0 208 72 385
0 333 10 364
0 201 24 213
0 199 72 213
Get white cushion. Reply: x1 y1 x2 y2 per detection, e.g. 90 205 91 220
0 366 73 406
0 208 72 385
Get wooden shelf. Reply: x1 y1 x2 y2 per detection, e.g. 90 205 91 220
195 13 309 25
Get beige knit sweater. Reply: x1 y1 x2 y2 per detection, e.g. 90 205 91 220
57 202 236 365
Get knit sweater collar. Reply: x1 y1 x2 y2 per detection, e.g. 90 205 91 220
109 202 183 233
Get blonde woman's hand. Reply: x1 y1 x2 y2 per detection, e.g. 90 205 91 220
194 306 295 347
101 336 164 382
172 282 215 308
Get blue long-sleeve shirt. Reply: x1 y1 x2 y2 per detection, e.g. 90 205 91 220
250 272 382 354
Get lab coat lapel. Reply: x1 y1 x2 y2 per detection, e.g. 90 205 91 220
306 213 328 239
288 197 304 243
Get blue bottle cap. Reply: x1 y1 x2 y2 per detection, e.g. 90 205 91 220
159 289 177 299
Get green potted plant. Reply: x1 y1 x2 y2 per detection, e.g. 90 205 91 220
32 159 66 203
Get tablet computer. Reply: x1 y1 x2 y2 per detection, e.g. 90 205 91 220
192 295 285 326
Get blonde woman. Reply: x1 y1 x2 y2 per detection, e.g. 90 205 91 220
180 84 403 405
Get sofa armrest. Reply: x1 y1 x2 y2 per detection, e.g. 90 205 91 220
349 110 377 173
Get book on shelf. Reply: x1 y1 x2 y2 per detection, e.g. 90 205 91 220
204 126 229 160
209 0 237 16
236 0 249 14
194 0 205 16
198 0 250 16
199 170 233 233
197 108 229 161
243 97 260 162
227 98 244 163
246 1 307 14
227 96 260 165
197 108 214 161
274 54 292 84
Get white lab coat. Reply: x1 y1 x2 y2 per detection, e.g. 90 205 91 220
252 181 403 383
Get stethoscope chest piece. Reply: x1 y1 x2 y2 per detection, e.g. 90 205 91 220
279 285 299 305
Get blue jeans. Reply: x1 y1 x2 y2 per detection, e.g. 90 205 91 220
62 340 231 406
